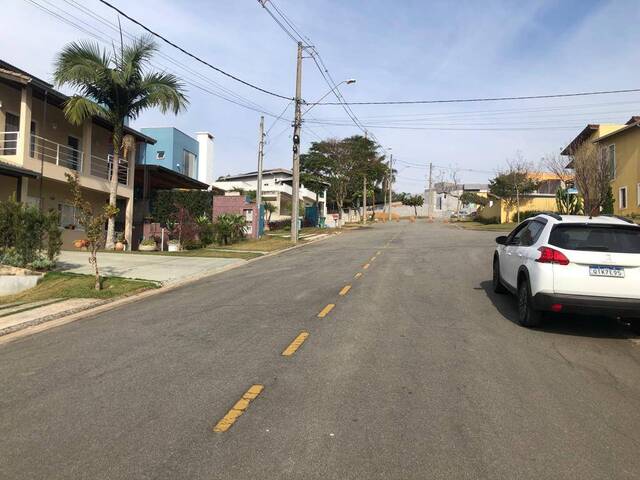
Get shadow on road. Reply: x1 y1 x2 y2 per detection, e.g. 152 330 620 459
479 280 639 340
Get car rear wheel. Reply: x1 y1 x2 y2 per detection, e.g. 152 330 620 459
517 279 542 328
492 258 507 294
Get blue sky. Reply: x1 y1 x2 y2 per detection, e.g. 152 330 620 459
2 0 640 193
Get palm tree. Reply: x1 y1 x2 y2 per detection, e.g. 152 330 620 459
54 36 188 248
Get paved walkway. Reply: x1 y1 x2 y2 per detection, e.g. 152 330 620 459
57 251 246 284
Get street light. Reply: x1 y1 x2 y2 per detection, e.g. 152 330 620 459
302 79 357 116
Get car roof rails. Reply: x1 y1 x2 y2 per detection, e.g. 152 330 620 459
539 212 563 221
602 214 636 224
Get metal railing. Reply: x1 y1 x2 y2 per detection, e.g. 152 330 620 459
29 134 83 171
1 131 128 185
0 131 18 155
91 153 128 185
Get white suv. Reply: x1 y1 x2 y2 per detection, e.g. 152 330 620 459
492 214 640 327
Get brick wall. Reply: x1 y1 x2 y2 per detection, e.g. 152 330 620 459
212 195 259 238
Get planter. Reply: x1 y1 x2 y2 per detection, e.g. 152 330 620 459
138 244 157 252
168 243 180 252
115 242 125 251
0 267 44 296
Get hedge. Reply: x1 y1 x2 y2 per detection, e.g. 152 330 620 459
150 190 213 226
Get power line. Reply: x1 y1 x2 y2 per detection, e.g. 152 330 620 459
25 0 293 122
97 0 293 100
314 88 640 106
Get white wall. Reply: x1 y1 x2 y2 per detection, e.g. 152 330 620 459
196 132 215 185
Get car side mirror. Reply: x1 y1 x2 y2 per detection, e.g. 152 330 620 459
496 235 508 245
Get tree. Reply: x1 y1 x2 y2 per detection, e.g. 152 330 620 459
401 194 424 216
542 152 573 185
66 173 118 290
263 202 277 223
301 135 386 225
555 187 583 214
489 156 538 223
459 192 488 207
54 35 188 249
569 141 610 216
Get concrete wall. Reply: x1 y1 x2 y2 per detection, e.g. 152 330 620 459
141 127 200 179
479 196 557 223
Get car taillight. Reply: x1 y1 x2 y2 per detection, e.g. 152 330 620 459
536 246 570 265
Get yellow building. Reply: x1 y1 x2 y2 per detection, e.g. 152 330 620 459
478 172 563 224
0 60 155 248
592 119 640 216
561 118 639 217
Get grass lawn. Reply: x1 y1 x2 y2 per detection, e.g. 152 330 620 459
212 236 294 252
0 272 159 306
452 221 517 232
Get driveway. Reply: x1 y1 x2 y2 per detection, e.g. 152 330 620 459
57 250 245 284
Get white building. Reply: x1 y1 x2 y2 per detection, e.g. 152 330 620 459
212 168 327 220
196 131 215 185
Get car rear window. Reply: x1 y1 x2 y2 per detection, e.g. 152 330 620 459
549 224 640 253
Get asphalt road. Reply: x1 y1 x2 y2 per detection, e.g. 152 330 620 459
2 222 640 480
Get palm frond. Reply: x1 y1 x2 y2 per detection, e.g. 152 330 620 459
63 96 110 126
53 40 111 89
120 35 157 83
129 71 188 118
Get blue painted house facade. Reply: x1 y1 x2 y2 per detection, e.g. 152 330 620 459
139 127 199 179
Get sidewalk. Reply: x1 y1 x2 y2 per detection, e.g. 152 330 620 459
0 251 247 338
57 251 246 284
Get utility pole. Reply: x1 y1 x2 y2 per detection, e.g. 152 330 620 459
291 41 303 243
387 153 393 221
256 115 265 237
427 162 433 218
362 176 367 225
362 131 367 225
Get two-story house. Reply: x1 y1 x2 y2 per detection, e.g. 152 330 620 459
561 118 640 216
212 168 328 220
139 127 215 184
0 60 155 248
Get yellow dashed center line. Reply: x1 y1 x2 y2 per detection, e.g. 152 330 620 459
370 256 376 262
339 285 352 296
354 272 363 279
376 251 381 255
213 384 264 432
318 303 335 318
282 331 310 356
363 263 370 269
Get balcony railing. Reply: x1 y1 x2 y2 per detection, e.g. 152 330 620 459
1 131 128 185
30 134 83 171
91 154 128 185
0 131 18 155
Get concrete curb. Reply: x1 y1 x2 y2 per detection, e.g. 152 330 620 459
0 232 340 346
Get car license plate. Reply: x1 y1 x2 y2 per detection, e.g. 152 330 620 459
589 265 625 278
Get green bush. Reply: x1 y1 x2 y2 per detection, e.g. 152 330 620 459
213 214 246 245
151 190 213 226
268 219 290 231
0 198 61 269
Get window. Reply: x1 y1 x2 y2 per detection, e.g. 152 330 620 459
549 225 640 253
182 150 196 177
156 150 165 160
67 136 80 170
58 203 79 228
508 220 545 246
608 144 616 179
619 186 628 210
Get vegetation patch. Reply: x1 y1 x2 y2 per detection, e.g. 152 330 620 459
0 272 159 306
